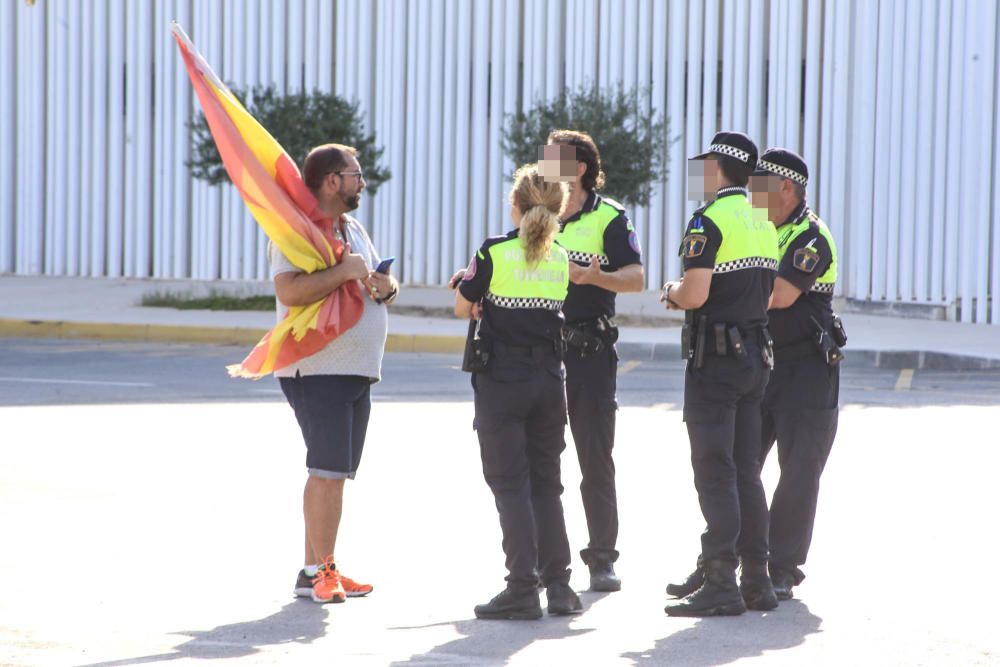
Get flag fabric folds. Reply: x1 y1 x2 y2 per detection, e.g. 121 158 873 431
171 23 364 379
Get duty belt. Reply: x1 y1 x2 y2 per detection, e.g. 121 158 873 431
562 315 618 357
682 315 773 369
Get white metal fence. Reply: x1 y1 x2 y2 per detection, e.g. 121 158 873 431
3 0 1000 323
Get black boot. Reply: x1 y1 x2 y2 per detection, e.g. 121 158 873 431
546 582 583 615
739 559 778 611
770 568 798 601
474 588 543 620
581 548 621 592
666 555 704 598
665 559 746 617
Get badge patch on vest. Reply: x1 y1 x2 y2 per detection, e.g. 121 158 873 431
793 247 820 273
628 231 642 254
463 256 478 281
682 234 707 258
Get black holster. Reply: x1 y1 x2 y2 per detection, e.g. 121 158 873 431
462 318 492 373
810 315 845 366
563 315 618 357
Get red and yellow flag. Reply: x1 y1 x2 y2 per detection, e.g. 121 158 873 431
171 23 364 379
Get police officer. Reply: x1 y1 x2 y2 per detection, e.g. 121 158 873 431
452 163 582 620
542 130 644 592
748 149 841 600
661 132 779 616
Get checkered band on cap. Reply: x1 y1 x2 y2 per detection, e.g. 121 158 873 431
566 250 610 266
710 143 751 164
713 256 779 274
486 292 564 311
757 160 808 186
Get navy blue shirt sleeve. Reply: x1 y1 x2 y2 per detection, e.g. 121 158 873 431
458 242 493 303
681 214 723 271
778 231 833 292
603 213 643 268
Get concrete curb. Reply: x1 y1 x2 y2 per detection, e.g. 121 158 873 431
2 318 997 371
0 318 467 355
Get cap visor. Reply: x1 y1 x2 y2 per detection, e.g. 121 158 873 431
690 151 714 161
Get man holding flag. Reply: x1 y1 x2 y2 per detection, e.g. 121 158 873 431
172 25 397 605
276 144 398 604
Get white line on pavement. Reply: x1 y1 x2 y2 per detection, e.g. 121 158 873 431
618 360 642 376
0 376 154 388
894 368 914 391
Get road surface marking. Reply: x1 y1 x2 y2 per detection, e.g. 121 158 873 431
0 376 154 387
618 360 642 376
894 369 914 391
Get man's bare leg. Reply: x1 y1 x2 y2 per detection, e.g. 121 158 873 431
304 476 345 566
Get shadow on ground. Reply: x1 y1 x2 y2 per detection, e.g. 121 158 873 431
76 600 327 667
621 600 822 666
389 606 596 665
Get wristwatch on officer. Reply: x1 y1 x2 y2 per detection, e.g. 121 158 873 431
663 282 680 308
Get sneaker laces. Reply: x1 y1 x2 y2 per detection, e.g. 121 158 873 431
314 557 341 586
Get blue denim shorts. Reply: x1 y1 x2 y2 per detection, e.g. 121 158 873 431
279 374 372 480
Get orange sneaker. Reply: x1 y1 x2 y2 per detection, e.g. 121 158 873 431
339 572 374 598
311 558 346 604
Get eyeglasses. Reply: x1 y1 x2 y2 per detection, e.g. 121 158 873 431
332 170 365 180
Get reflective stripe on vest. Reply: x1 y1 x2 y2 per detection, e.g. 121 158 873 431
776 208 838 291
486 237 569 305
556 200 621 265
703 194 779 271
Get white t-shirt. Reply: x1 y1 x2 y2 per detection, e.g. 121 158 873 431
268 215 389 382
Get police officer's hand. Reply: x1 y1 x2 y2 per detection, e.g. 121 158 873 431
661 281 682 310
568 256 602 285
448 268 466 290
338 243 371 282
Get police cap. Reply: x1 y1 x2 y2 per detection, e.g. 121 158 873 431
691 131 758 168
754 148 809 187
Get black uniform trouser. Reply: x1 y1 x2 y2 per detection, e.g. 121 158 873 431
564 344 619 559
760 352 839 581
473 356 572 594
684 345 770 564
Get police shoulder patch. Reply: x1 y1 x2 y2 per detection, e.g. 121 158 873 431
682 233 708 258
793 247 820 273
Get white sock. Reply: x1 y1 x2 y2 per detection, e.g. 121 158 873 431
304 564 319 577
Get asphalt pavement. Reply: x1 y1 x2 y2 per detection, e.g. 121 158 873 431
2 339 1000 665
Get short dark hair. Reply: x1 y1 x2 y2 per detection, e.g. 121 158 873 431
302 143 358 193
717 154 752 187
547 129 606 192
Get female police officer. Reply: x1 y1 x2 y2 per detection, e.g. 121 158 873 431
660 132 780 617
450 164 582 620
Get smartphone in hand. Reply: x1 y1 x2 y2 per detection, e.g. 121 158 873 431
375 257 395 274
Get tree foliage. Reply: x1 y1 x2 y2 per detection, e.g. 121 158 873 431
188 85 390 194
501 85 672 208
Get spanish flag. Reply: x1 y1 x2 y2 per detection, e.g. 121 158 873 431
171 23 364 379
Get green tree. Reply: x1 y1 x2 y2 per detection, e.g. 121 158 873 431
188 85 390 194
502 85 672 208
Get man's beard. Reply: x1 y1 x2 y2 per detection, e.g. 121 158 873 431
342 193 361 211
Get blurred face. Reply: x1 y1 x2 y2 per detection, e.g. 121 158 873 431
539 143 581 184
687 158 722 201
749 173 793 216
328 155 366 211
